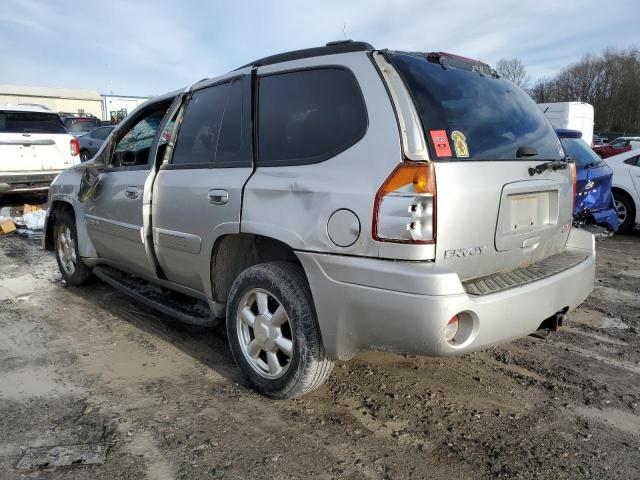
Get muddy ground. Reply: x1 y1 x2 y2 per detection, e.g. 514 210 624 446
0 206 639 478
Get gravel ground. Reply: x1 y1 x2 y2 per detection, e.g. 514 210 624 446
0 219 639 479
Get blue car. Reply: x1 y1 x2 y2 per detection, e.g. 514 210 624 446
556 129 619 232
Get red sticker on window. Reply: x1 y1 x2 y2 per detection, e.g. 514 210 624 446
429 130 452 157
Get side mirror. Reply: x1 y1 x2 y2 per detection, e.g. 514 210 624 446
78 163 104 202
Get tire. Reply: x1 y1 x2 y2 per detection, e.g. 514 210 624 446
226 262 334 399
80 150 91 162
54 209 93 286
613 190 636 234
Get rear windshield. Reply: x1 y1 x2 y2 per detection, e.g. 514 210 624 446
560 137 603 166
0 111 67 134
387 52 562 161
65 117 100 134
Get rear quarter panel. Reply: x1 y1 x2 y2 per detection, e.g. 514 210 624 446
242 52 402 258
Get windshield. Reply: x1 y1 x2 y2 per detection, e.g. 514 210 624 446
0 111 67 134
387 52 562 161
64 117 100 134
560 137 603 166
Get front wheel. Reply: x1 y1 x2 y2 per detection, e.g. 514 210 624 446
226 262 334 399
54 210 93 285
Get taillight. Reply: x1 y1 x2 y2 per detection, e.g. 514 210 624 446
569 161 576 209
372 162 436 244
70 138 80 157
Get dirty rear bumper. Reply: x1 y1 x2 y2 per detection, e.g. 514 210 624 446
297 228 595 360
0 171 61 194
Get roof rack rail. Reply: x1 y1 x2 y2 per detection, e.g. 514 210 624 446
237 40 374 69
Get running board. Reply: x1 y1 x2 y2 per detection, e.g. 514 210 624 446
93 266 217 327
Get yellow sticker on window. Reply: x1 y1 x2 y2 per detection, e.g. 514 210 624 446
451 130 469 158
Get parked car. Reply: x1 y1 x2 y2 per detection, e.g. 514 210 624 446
604 149 640 233
592 134 609 147
78 126 116 161
593 136 640 158
556 129 618 232
60 114 101 137
43 41 595 398
0 104 80 195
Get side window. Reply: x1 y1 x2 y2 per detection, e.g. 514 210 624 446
611 139 628 148
109 109 167 168
170 83 229 166
624 155 640 167
215 79 243 166
92 127 111 141
257 68 367 166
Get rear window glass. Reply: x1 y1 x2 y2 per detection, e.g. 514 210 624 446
0 111 67 134
65 117 100 134
559 137 602 166
388 53 562 161
258 68 367 166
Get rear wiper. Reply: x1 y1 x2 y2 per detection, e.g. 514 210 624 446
528 159 568 176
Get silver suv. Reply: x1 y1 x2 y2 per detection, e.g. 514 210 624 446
43 41 596 398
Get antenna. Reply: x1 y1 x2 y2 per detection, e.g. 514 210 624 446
342 23 347 40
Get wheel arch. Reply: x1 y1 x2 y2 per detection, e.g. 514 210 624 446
44 196 98 258
44 200 75 251
210 233 300 305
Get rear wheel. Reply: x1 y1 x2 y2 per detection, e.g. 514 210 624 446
613 191 635 234
80 150 91 162
226 262 334 399
54 210 93 285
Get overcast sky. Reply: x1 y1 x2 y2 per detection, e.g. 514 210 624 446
1 0 638 96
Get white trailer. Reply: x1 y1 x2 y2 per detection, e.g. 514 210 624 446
537 102 594 146
101 94 150 122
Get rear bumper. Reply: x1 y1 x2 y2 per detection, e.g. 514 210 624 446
297 228 595 360
0 171 61 194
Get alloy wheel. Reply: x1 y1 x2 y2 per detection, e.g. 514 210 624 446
56 225 77 276
615 198 627 224
236 288 293 379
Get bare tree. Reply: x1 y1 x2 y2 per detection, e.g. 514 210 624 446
527 47 640 133
496 57 530 89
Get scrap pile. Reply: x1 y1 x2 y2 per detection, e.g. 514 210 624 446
0 204 46 239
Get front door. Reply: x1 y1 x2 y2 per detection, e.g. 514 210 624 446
84 101 174 276
152 76 253 293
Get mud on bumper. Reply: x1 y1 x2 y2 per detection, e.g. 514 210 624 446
297 228 595 360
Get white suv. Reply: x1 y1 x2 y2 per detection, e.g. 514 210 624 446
0 105 80 195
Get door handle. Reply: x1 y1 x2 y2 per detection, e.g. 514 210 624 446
208 189 229 205
125 186 139 199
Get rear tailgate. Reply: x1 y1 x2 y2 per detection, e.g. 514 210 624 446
0 133 75 171
385 51 573 280
0 110 75 172
435 161 572 281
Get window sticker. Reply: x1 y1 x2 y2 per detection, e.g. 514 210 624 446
429 130 452 157
451 130 469 158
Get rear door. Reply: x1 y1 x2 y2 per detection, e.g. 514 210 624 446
387 52 573 281
84 100 174 276
0 110 75 171
151 76 253 293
